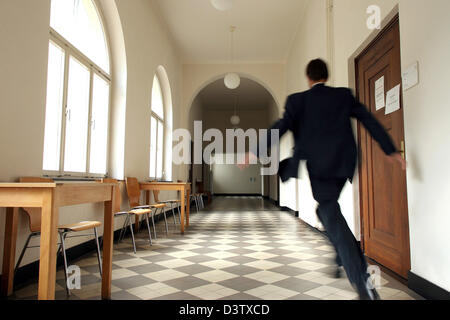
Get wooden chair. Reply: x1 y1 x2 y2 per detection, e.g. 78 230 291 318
16 177 102 296
177 180 202 212
100 178 153 254
152 188 181 225
125 177 167 240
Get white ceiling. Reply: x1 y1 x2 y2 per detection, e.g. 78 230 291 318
153 0 308 63
198 77 274 110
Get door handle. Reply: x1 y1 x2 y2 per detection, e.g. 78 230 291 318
400 141 405 160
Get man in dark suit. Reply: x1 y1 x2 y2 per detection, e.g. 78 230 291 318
239 59 406 300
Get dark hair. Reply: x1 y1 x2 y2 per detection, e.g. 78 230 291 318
306 59 329 81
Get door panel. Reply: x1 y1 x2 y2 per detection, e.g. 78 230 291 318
355 16 411 278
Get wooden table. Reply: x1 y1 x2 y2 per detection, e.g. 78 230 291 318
139 182 191 234
0 182 116 300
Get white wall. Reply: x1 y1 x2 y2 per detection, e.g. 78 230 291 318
0 0 182 270
188 96 204 194
267 99 280 201
118 0 182 183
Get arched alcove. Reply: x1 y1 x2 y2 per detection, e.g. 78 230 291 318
154 65 174 181
97 0 127 179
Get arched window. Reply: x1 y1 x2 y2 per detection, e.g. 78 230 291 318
42 0 111 176
150 75 165 179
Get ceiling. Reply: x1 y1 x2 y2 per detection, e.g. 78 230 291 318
198 77 274 110
153 0 308 63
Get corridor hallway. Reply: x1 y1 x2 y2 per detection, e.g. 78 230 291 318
11 197 422 300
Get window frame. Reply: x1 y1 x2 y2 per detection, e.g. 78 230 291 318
43 25 112 178
150 75 166 180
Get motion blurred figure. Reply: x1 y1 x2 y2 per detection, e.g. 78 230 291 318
240 59 406 300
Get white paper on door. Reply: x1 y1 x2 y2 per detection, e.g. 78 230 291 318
385 84 401 115
375 76 385 111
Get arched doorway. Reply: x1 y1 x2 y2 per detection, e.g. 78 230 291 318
188 76 279 203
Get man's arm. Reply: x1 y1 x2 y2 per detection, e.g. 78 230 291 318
239 96 296 169
262 96 295 152
349 91 397 155
349 90 406 169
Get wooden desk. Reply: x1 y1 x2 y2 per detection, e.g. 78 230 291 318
139 182 191 234
0 182 116 300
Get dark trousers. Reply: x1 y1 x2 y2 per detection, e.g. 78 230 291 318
309 176 369 291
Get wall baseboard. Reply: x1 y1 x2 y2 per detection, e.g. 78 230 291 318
213 193 262 197
263 196 280 207
279 206 299 216
408 271 450 300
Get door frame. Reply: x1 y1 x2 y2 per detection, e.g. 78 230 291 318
346 6 411 278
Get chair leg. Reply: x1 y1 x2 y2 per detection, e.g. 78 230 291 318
151 209 157 240
200 195 205 209
163 208 169 235
14 233 35 274
118 215 129 243
177 205 182 224
197 195 201 210
194 196 199 213
94 227 102 276
144 213 153 246
59 231 71 296
171 203 177 225
128 215 137 254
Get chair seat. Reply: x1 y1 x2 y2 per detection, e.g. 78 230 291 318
58 221 102 232
149 203 166 209
160 199 181 204
128 208 152 215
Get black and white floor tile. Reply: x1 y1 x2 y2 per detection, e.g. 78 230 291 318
11 197 423 300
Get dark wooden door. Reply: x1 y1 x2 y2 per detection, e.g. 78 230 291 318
355 16 411 278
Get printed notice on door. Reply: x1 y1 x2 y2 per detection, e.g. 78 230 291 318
375 76 385 111
385 84 401 115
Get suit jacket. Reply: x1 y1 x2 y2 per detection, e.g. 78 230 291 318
266 84 397 182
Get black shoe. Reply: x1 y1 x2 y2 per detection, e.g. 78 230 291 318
358 287 381 300
334 267 342 279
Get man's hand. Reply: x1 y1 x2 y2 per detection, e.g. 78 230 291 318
237 152 258 170
387 152 407 170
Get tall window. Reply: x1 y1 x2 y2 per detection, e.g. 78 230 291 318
42 0 111 176
150 75 165 179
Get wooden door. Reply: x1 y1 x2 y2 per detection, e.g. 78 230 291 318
355 16 411 278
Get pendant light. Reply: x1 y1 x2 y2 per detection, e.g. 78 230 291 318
224 26 240 90
230 93 240 126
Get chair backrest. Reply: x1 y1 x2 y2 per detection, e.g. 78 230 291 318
148 179 161 203
125 177 141 208
20 177 54 233
99 178 121 213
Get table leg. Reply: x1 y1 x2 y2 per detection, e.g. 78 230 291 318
180 187 185 234
186 187 190 227
38 189 58 300
101 185 115 299
1 207 19 297
145 191 150 205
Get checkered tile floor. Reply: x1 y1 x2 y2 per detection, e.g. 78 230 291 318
12 197 423 300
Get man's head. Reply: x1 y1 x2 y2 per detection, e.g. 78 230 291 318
306 59 329 88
